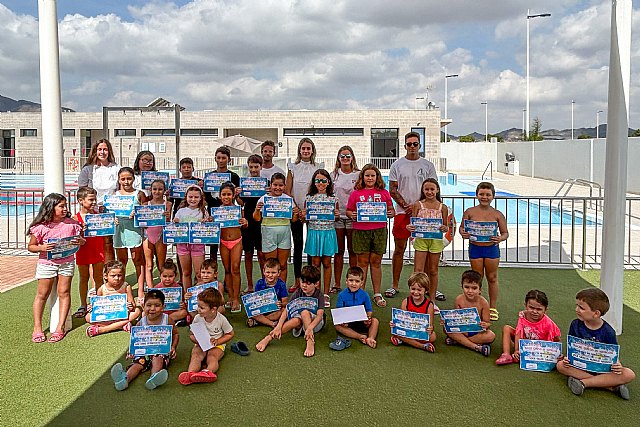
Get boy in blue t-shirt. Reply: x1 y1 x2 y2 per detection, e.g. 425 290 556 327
556 288 636 400
246 258 289 328
331 266 379 350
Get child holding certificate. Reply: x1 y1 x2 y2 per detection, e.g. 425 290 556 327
459 182 508 321
256 265 325 357
389 272 436 352
556 288 635 399
496 290 561 366
346 164 394 308
110 289 179 391
179 288 234 385
405 178 449 313
174 185 210 288
442 270 495 356
184 260 226 318
153 259 189 325
143 179 172 291
331 266 379 350
28 193 84 343
73 187 105 319
85 260 142 337
246 258 289 328
253 173 298 283
302 169 339 308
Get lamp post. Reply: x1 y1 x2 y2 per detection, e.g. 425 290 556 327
571 100 575 140
526 10 551 139
481 102 488 141
596 110 604 138
444 74 459 142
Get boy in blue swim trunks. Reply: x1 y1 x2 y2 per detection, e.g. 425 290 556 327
459 182 508 321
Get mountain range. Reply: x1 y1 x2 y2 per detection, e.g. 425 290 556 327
0 94 74 112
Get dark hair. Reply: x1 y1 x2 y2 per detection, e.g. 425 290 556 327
354 164 385 190
201 258 218 272
346 266 365 280
198 287 223 308
161 258 179 275
524 289 549 308
179 157 194 167
264 257 280 270
215 146 231 159
145 289 165 304
476 181 495 196
104 260 125 275
219 181 236 197
405 131 421 142
117 167 135 191
307 169 334 197
133 150 156 174
27 193 69 234
84 139 115 167
270 172 286 185
576 288 610 315
248 154 263 165
295 137 316 165
301 265 321 284
261 140 276 151
150 179 166 192
461 270 482 287
77 186 97 200
419 178 442 203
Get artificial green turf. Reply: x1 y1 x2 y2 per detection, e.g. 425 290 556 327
2 264 639 426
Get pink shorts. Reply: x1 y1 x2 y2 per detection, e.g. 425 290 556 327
176 243 205 257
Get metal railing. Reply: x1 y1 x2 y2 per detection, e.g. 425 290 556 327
481 160 493 181
554 178 603 211
3 190 639 268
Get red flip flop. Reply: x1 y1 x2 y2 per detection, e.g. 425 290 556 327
48 331 66 343
190 370 217 383
32 332 46 343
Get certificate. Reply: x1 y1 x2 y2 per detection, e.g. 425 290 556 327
439 307 483 333
331 305 368 324
519 339 562 372
190 321 214 352
103 194 136 217
567 335 620 373
170 178 198 198
356 202 387 222
46 235 80 260
287 297 319 319
411 217 443 239
391 307 430 341
241 288 279 317
240 177 268 197
464 220 498 243
85 213 116 237
186 282 219 312
211 205 242 228
306 199 336 221
134 205 166 227
204 172 231 193
156 287 183 311
189 222 221 244
141 171 170 190
262 196 293 219
162 223 190 244
129 325 173 357
89 294 128 322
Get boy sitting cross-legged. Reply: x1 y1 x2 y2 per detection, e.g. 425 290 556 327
246 258 289 328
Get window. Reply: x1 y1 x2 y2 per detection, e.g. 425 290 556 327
283 128 364 137
62 129 76 137
20 129 37 137
114 129 136 137
180 128 218 136
142 129 176 136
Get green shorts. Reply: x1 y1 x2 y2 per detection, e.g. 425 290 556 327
413 237 445 253
352 228 388 255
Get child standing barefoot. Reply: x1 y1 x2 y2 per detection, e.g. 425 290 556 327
28 193 84 343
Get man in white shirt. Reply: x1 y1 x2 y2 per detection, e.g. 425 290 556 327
259 140 285 181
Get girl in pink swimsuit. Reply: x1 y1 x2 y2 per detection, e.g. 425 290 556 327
143 179 172 291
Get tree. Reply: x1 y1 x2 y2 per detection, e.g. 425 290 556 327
488 134 504 142
577 134 591 139
528 117 543 141
630 129 640 137
459 135 475 142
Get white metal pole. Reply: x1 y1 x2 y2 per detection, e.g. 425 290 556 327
571 100 575 140
481 102 488 141
444 77 448 142
601 0 631 335
38 0 70 332
526 9 530 140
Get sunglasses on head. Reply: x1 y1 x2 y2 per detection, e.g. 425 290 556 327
406 142 420 147
314 178 328 184
339 154 352 159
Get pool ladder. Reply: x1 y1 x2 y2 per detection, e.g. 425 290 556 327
554 178 603 211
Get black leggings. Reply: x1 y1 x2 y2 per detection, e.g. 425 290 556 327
291 220 304 279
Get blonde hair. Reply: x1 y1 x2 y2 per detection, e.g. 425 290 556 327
408 272 430 291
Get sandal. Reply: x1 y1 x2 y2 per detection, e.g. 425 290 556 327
231 305 242 314
246 318 258 328
490 308 500 321
384 288 398 298
240 288 253 296
477 344 491 357
424 342 436 353
323 294 331 308
329 336 352 351
390 336 403 346
31 332 46 343
496 353 514 365
86 324 100 337
122 322 132 333
73 306 87 318
288 284 299 293
329 286 341 294
445 337 457 346
373 293 387 308
48 331 66 343
435 290 446 301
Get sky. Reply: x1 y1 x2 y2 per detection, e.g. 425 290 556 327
0 0 638 135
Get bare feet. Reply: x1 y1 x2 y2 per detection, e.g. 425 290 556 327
304 339 315 357
359 334 368 345
256 336 272 352
365 337 377 348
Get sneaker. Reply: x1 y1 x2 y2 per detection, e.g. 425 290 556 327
433 303 440 315
613 384 630 400
190 369 217 383
568 377 585 396
178 371 193 386
323 294 330 308
110 363 128 391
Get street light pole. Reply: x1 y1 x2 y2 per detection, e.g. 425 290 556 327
481 102 488 141
444 74 459 142
571 100 575 140
596 110 604 138
526 10 551 140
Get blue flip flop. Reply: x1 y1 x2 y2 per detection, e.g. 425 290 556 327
230 341 250 356
145 369 169 390
110 363 128 391
329 337 352 351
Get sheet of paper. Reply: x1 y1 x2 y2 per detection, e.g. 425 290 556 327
190 321 214 351
331 305 368 324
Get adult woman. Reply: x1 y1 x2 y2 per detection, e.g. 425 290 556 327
285 138 323 292
330 146 359 294
78 139 120 262
132 150 156 197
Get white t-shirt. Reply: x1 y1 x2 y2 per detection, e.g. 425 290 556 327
174 206 204 223
91 163 120 203
260 165 285 181
287 160 324 208
192 313 233 339
332 169 359 218
388 157 437 215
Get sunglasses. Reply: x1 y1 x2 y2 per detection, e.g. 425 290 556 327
406 142 420 147
314 178 328 184
339 154 352 159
